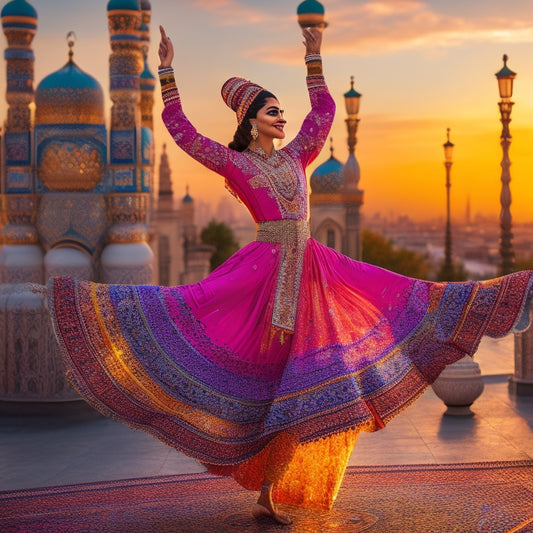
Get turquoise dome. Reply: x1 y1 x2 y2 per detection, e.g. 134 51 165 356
107 0 139 11
183 192 193 204
37 60 102 92
297 0 325 15
1 0 37 19
310 154 344 194
140 63 155 80
35 59 104 125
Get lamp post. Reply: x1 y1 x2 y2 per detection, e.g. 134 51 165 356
344 76 361 156
442 128 454 280
495 54 516 275
343 76 364 259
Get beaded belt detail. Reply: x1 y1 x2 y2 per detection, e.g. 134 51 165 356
255 219 310 244
256 219 310 332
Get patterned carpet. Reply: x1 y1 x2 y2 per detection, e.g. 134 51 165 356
1 461 533 533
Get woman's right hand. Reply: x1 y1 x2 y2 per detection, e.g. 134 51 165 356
158 25 174 68
302 26 322 56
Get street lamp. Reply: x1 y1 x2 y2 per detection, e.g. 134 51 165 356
495 54 516 275
343 76 364 260
442 128 454 280
344 76 362 155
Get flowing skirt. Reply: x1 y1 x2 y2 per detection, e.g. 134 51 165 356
48 238 533 509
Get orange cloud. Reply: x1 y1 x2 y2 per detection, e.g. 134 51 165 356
243 1 533 63
190 0 272 25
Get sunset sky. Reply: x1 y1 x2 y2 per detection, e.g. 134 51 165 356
3 0 533 223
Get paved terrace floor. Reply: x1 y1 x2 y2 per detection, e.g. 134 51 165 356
1 336 533 492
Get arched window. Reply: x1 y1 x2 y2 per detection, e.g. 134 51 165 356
327 228 335 249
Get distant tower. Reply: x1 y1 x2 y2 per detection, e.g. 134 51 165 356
179 186 214 285
466 195 471 226
154 144 183 286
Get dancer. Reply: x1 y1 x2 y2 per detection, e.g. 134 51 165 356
49 22 533 526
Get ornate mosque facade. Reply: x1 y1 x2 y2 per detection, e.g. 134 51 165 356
0 0 210 409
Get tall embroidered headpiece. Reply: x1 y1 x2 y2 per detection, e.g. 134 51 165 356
221 77 264 125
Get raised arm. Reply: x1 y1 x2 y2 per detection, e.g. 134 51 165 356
285 27 336 167
158 26 231 174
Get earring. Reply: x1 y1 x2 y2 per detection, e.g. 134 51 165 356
251 124 259 140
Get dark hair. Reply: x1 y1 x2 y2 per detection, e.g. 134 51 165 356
228 90 276 152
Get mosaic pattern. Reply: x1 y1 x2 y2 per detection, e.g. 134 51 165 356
110 129 136 165
36 193 107 253
4 131 30 166
35 87 104 125
1 461 532 532
38 139 106 191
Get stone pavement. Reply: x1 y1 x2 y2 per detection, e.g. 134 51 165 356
1 336 532 493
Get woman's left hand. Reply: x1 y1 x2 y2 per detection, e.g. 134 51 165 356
302 26 322 55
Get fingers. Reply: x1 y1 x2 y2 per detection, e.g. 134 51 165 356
302 26 321 53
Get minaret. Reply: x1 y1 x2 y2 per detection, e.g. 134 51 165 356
101 0 154 284
181 185 196 245
139 0 155 202
465 195 471 226
157 144 173 209
0 0 42 283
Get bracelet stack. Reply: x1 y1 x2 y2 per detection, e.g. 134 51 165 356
304 53 322 64
304 53 323 77
159 66 181 106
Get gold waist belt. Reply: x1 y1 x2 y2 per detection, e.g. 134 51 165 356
255 219 310 332
255 219 310 244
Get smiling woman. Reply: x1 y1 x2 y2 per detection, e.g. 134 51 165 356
46 3 533 530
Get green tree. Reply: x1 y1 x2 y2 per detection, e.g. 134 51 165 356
200 219 240 271
362 229 430 279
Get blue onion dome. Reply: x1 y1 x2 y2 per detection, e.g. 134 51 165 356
35 43 104 125
182 185 193 204
140 0 151 10
35 61 104 125
107 0 139 11
1 0 37 19
297 0 325 15
310 141 344 194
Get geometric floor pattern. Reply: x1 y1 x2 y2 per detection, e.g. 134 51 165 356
1 461 533 533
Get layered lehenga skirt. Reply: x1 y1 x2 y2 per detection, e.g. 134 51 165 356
48 238 533 510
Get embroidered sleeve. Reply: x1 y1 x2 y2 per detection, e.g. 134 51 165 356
159 67 230 174
284 54 335 168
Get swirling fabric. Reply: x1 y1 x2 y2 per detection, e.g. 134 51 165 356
49 65 533 510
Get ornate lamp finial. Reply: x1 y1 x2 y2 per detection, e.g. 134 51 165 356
66 31 76 62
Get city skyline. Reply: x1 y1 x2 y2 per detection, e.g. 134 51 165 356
3 1 533 221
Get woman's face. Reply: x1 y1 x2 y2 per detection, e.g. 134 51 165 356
252 97 286 141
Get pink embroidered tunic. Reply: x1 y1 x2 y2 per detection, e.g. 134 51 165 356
49 59 533 511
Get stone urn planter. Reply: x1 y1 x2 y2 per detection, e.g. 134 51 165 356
431 355 484 416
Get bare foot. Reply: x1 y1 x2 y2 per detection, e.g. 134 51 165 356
252 486 292 525
251 503 292 525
